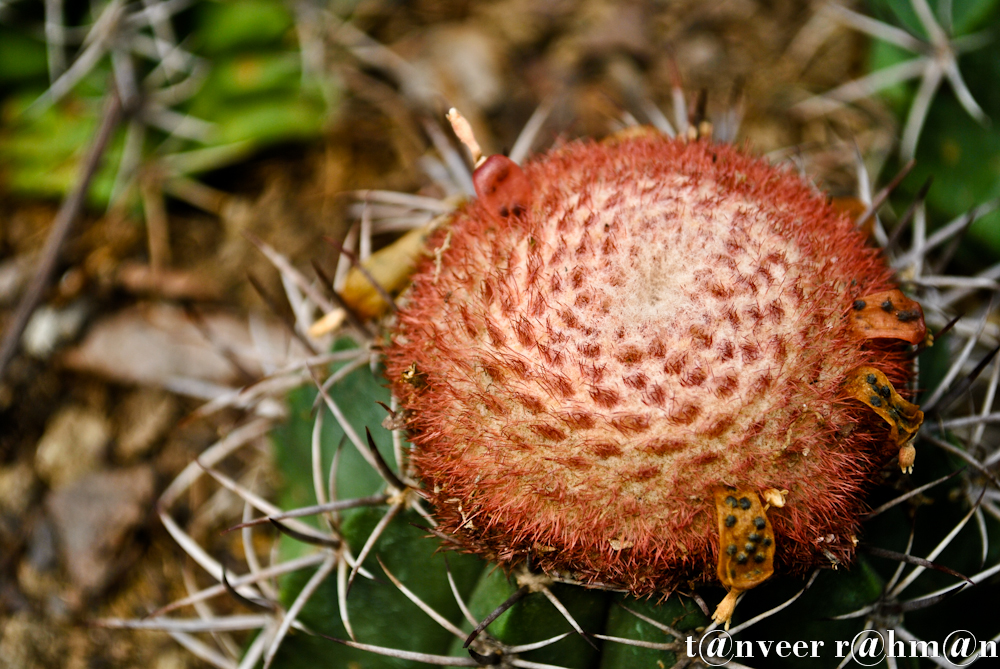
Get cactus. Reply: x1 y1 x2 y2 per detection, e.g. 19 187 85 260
98 2 1000 668
385 129 924 608
115 123 1000 668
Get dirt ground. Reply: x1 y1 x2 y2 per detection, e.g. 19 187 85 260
0 1 895 667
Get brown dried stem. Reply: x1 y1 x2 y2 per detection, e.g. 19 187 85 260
0 90 123 381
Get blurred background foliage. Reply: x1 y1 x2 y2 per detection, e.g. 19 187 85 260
0 0 332 208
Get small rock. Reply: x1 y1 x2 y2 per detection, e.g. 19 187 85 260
22 300 90 358
45 466 155 595
115 389 178 462
0 461 37 515
35 405 110 488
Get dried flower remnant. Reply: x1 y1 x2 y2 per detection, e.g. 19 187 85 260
385 122 926 626
843 365 924 473
849 289 927 345
714 488 775 628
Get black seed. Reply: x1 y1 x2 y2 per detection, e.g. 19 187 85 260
745 543 755 552
739 497 751 510
725 515 737 528
755 553 766 563
881 299 894 312
753 517 766 529
727 544 737 556
725 495 738 507
763 537 772 547
853 300 866 311
730 567 737 578
736 553 748 564
896 309 920 323
879 385 891 398
870 395 883 407
866 374 877 385
748 532 761 542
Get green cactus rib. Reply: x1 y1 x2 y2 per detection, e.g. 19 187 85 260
269 506 486 668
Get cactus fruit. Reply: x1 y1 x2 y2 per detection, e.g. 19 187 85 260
384 129 925 625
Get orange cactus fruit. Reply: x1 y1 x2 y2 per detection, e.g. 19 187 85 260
385 129 924 600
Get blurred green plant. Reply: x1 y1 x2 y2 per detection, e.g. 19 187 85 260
0 0 334 209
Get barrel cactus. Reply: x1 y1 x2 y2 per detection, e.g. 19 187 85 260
101 3 1000 668
385 128 925 613
113 108 1000 668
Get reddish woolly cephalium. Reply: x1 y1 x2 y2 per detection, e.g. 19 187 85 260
385 131 920 595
